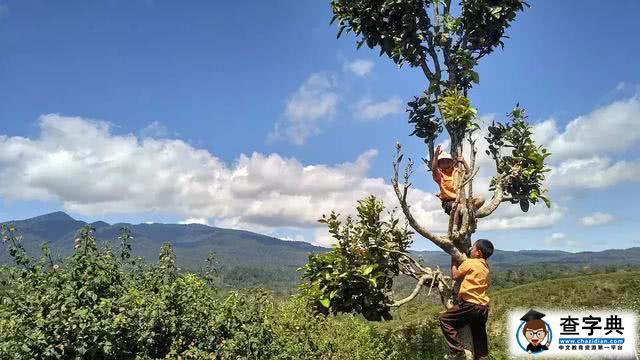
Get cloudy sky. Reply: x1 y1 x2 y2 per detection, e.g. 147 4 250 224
1 1 639 252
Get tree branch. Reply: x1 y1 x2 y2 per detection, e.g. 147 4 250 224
392 144 466 263
419 59 435 82
475 182 505 218
391 272 432 307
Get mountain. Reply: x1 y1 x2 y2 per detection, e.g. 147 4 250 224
411 247 640 269
0 212 325 274
1 212 639 289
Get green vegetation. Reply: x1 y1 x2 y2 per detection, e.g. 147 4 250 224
0 222 454 359
300 196 412 321
1 222 639 359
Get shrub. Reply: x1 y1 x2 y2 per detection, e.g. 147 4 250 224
299 196 412 321
0 222 450 360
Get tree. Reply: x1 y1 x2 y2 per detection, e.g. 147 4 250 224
302 0 551 354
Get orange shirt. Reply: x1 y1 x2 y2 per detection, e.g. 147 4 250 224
432 167 458 201
458 258 490 305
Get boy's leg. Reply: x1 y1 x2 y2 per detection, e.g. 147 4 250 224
468 304 490 360
442 200 454 215
439 303 471 354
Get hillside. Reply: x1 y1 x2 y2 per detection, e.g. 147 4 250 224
0 212 325 273
381 271 640 359
2 212 640 292
411 248 640 269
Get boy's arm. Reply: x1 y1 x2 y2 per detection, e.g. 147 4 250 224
431 145 442 180
456 151 469 170
450 256 464 280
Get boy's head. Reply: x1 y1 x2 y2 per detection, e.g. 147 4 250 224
437 152 454 170
471 239 494 259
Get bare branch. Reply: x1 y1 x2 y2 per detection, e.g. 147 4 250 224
391 273 432 307
372 245 429 278
390 263 452 308
392 144 466 263
419 59 435 82
476 182 505 218
458 207 472 244
461 168 479 188
466 136 478 196
423 136 436 172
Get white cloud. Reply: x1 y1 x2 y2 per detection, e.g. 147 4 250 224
355 96 403 120
525 95 640 191
311 228 334 247
581 212 615 226
344 59 374 77
543 232 565 246
0 115 555 245
478 202 565 231
140 121 169 138
549 157 640 189
541 232 578 249
616 82 626 91
532 96 640 161
269 73 338 145
179 217 210 225
279 234 306 242
0 115 421 229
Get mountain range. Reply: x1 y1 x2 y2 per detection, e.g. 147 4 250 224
1 212 639 284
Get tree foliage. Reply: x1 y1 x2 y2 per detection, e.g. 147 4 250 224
0 224 275 359
329 0 550 228
486 106 551 211
299 196 412 321
330 0 535 155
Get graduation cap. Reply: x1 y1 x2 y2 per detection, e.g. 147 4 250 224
520 309 546 322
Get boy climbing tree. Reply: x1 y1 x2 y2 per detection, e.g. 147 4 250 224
439 239 494 360
431 144 485 216
301 0 552 358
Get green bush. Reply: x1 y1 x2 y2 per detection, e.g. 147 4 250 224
0 223 448 360
299 196 412 321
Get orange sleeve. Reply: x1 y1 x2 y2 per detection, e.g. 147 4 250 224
458 259 472 276
432 168 442 183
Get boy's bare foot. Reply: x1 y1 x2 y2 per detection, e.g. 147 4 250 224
444 352 464 360
444 350 472 360
463 349 473 360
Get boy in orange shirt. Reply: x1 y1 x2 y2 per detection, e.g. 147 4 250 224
439 239 494 360
431 145 484 215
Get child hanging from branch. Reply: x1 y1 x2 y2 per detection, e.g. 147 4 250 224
431 145 485 216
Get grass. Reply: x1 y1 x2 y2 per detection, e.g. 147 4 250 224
366 270 640 360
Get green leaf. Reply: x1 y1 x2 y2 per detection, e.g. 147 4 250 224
540 195 552 208
362 265 374 275
329 290 338 299
470 71 480 84
319 297 331 308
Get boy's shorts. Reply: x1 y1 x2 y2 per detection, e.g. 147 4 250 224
442 200 456 215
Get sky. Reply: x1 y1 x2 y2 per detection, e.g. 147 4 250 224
1 0 639 252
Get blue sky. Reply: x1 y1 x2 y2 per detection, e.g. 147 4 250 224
1 0 639 252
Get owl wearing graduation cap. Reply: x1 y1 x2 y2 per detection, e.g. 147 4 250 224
521 309 550 353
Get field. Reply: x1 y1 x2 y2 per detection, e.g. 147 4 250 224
1 227 638 359
380 271 640 359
